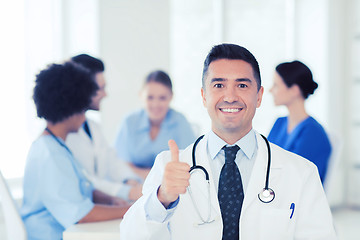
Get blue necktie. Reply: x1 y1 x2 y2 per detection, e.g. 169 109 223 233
218 145 244 240
83 120 92 140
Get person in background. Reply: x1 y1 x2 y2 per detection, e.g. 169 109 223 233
114 70 195 179
66 54 142 202
21 62 131 240
268 60 332 183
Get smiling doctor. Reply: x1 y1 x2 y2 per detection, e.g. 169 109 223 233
120 44 337 240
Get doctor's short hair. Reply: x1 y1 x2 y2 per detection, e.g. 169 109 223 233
202 43 261 91
71 54 105 74
33 61 98 124
145 70 173 92
276 60 318 99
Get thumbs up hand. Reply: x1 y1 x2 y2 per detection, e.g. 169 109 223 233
157 140 191 208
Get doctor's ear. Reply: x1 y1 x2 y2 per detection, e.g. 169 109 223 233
256 86 264 108
201 88 207 106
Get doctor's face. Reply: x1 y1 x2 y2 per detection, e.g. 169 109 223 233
201 59 263 139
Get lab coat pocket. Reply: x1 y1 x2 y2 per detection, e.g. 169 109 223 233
259 209 292 240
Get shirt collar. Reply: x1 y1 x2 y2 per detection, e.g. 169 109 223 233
137 110 151 131
208 129 256 160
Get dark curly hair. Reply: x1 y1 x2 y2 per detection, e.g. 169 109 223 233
71 54 105 74
33 61 98 123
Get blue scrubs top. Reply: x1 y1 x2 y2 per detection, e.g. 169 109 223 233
268 116 332 183
114 109 195 168
20 135 94 240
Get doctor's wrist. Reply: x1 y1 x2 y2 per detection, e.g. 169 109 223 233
157 185 178 208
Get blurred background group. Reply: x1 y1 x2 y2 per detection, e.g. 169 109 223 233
0 0 359 238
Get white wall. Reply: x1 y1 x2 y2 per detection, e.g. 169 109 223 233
326 0 348 207
62 0 100 57
0 0 65 178
344 0 360 207
295 0 329 128
0 1 28 179
0 0 101 178
98 0 170 142
170 0 215 135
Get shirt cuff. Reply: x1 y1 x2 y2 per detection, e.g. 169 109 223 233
116 184 132 201
144 186 179 223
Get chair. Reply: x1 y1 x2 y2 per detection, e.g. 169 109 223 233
0 171 27 240
323 132 343 207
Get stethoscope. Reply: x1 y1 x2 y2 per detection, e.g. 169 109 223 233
187 133 275 225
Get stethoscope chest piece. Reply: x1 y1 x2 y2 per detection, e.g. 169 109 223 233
258 188 275 203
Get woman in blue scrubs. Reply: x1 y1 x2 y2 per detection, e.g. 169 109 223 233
21 62 131 240
268 60 331 183
114 70 195 179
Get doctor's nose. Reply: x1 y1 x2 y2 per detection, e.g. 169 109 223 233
223 87 239 103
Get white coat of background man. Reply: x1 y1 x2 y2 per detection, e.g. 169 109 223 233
66 54 142 202
120 44 337 239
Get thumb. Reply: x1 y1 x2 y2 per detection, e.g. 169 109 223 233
168 139 179 162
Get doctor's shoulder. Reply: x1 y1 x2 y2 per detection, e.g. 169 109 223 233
270 142 321 179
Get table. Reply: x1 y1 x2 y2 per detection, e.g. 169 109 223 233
63 219 122 240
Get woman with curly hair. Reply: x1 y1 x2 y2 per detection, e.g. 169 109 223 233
20 62 130 240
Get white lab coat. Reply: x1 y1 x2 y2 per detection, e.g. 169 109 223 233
66 119 140 198
120 132 337 240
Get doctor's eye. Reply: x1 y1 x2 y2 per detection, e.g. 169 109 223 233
214 83 224 88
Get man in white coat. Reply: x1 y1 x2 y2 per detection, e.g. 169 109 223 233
66 54 143 202
120 44 337 239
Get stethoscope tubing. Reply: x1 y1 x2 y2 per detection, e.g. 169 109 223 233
187 133 274 224
190 133 274 202
260 134 271 191
190 135 209 180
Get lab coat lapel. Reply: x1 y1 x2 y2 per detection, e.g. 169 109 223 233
188 134 221 215
79 126 93 145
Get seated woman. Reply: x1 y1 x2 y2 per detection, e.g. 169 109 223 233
20 62 130 240
114 70 195 179
268 60 332 183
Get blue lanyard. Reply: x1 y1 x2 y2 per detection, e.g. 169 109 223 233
45 127 93 195
45 127 73 155
45 127 90 181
